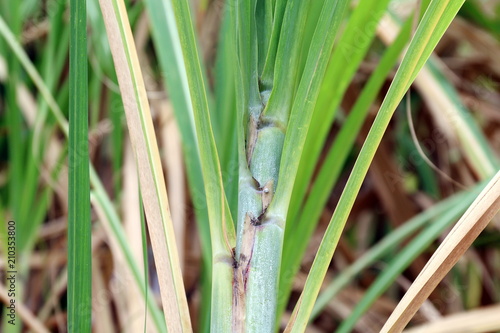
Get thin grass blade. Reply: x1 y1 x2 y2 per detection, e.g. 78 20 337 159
378 12 499 179
68 0 91 330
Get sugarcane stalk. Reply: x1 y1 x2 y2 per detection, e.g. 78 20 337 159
231 0 309 330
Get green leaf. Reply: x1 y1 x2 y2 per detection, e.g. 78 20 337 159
287 0 392 233
0 10 166 332
262 0 310 127
336 182 484 333
284 1 467 331
267 0 350 222
214 12 239 221
145 0 212 267
97 0 192 329
68 0 91 330
279 14 414 315
382 11 499 178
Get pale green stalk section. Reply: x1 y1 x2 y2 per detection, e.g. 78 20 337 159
284 1 466 331
232 0 350 329
169 0 236 331
98 0 191 330
230 2 272 330
0 10 166 333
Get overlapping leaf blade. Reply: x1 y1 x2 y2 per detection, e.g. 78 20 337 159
284 1 467 330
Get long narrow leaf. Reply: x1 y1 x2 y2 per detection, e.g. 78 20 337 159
310 181 482 319
381 171 500 332
98 0 191 330
279 13 414 317
284 1 466 331
68 0 91 330
287 0 392 226
145 0 212 266
267 0 349 229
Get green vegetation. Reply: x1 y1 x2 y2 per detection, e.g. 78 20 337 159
67 0 91 331
0 0 499 332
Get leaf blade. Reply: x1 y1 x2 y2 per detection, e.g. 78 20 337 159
284 1 467 330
